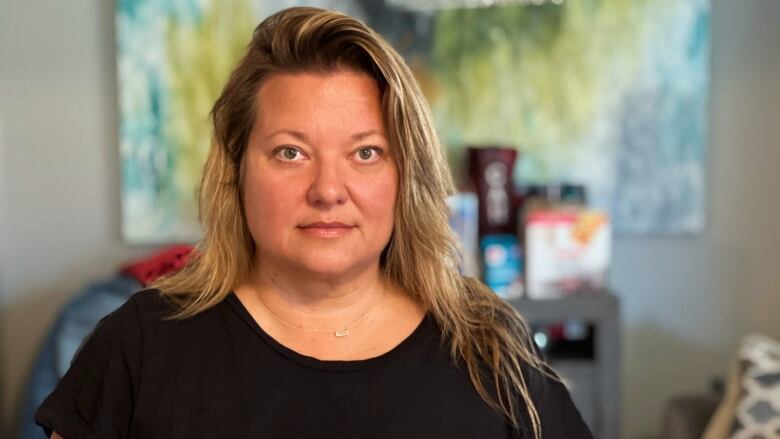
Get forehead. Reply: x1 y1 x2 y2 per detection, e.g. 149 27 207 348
253 70 385 134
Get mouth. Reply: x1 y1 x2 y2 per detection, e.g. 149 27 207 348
300 221 353 228
297 221 356 238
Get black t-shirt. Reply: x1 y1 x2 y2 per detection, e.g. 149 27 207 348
35 289 593 438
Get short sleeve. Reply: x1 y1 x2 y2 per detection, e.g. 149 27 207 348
34 295 142 439
523 361 595 439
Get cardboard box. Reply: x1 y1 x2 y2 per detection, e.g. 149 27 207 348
525 209 611 299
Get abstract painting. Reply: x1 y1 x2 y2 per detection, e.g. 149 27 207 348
117 0 710 242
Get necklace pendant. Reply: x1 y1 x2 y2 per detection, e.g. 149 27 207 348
335 329 349 337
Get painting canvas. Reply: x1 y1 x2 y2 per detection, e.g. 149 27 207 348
117 0 710 243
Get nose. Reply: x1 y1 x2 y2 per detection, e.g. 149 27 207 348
306 158 348 208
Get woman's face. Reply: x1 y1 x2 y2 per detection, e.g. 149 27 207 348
243 70 398 280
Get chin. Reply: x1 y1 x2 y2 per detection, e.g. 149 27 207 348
292 253 378 279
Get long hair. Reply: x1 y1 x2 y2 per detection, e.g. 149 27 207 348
152 7 554 437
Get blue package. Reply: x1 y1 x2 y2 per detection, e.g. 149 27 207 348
480 234 523 298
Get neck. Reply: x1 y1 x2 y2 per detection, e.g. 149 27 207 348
244 260 390 330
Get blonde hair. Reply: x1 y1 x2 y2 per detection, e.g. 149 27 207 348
153 7 555 437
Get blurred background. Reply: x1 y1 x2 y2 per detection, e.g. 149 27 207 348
0 0 778 438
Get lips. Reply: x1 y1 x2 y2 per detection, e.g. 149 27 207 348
298 221 355 238
300 221 353 228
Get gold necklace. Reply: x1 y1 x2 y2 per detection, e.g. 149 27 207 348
255 290 384 338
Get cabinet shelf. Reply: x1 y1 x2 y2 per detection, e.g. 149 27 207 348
507 291 621 439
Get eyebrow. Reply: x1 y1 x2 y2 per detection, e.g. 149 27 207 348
265 129 308 142
264 129 385 142
351 130 384 141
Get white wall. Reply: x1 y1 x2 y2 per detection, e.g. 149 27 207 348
0 0 778 438
612 1 780 437
0 1 151 436
0 28 10 437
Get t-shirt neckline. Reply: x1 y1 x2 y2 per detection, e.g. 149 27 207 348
225 291 433 372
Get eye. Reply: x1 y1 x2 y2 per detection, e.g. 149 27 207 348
354 146 383 163
273 146 306 162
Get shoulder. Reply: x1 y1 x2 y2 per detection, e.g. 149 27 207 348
520 361 594 438
79 289 180 350
126 288 178 315
87 288 168 327
112 288 204 326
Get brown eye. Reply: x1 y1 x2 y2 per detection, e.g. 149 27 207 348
282 148 298 160
358 148 373 160
274 146 304 162
356 146 381 163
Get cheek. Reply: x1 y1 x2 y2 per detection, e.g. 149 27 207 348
242 168 301 240
357 169 398 230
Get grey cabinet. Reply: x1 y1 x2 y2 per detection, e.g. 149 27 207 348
508 292 621 439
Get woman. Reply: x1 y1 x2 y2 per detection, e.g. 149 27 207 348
36 7 592 439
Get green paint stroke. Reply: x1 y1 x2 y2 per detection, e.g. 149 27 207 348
164 0 255 214
430 0 649 178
